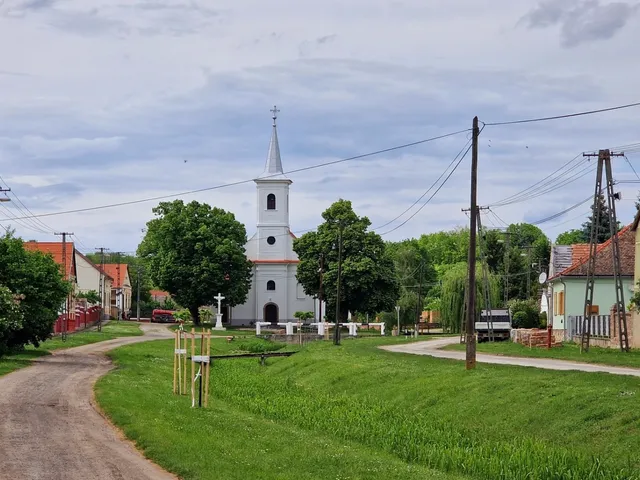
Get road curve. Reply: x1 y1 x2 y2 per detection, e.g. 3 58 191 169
380 336 640 377
0 323 177 480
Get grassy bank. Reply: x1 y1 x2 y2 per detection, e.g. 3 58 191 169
0 321 142 377
444 340 640 368
97 336 640 479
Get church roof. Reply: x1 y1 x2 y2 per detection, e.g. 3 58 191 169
256 106 290 181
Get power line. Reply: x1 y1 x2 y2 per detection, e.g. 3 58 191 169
0 129 471 222
378 142 474 236
375 138 472 231
483 101 640 127
529 196 592 226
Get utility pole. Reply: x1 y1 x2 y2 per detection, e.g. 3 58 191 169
136 264 142 321
318 254 328 340
465 116 479 369
582 149 628 352
0 187 11 202
498 232 513 305
334 224 344 346
55 232 74 341
113 252 123 321
415 261 424 326
521 246 533 299
97 247 108 331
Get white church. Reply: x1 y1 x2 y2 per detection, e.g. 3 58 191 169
227 107 320 326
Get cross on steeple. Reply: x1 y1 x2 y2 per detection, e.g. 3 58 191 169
270 105 280 126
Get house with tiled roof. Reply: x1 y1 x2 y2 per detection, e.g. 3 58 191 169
23 240 78 282
102 264 132 319
75 251 113 313
150 289 171 303
23 240 79 321
548 224 635 333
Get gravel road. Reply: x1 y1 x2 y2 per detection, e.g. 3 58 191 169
0 323 177 480
381 336 640 377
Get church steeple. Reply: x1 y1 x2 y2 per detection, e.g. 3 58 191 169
260 106 286 178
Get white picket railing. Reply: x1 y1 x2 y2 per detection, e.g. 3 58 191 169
567 315 610 338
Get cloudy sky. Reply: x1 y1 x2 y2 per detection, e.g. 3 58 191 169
1 0 640 255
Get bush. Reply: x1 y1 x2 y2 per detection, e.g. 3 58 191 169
539 311 548 328
508 298 541 329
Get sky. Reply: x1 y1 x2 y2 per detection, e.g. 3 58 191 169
1 0 640 255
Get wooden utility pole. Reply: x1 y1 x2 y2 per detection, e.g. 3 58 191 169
136 265 142 321
318 254 327 339
465 117 479 369
334 225 344 346
55 232 73 341
96 247 108 331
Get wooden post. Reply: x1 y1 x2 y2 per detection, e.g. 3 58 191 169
183 330 187 394
173 330 177 394
204 330 211 407
190 328 195 401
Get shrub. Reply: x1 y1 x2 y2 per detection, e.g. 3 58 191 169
509 298 541 329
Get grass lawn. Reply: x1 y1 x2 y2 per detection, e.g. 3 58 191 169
97 336 640 480
0 321 142 377
444 340 640 369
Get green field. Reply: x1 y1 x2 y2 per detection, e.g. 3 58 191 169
0 321 142 377
97 336 640 480
444 340 640 368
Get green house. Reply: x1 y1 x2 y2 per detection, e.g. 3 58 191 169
548 223 635 337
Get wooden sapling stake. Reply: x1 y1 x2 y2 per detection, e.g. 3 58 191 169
173 330 177 394
204 329 211 407
182 330 187 394
191 328 195 401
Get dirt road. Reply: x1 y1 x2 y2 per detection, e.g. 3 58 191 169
0 323 177 480
381 336 640 377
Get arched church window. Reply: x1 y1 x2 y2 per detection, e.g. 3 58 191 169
267 194 276 210
267 280 276 291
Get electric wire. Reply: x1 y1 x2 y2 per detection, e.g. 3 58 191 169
375 138 472 231
529 196 592 226
483 101 640 126
378 141 474 236
0 129 471 222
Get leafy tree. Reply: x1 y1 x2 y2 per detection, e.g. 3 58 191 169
0 234 70 354
294 199 400 322
439 262 500 333
555 229 587 245
581 193 621 243
0 286 24 357
293 311 314 322
636 191 640 211
138 200 253 325
418 228 469 266
77 290 100 304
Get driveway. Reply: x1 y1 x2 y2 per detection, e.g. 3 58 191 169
381 336 640 377
0 323 177 480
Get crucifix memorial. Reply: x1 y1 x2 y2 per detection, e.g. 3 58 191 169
213 293 226 330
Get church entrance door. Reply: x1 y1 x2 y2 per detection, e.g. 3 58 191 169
264 303 279 324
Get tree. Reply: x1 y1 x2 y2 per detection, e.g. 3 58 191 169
636 191 640 211
0 286 24 357
418 228 469 266
581 193 620 243
137 200 253 325
293 199 400 321
0 234 70 354
77 290 101 304
293 311 314 322
439 262 500 333
555 229 587 245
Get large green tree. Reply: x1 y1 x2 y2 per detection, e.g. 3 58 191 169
293 199 400 322
137 200 253 325
581 193 621 243
555 229 587 245
0 234 70 355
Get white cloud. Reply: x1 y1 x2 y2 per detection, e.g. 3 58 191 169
1 0 640 252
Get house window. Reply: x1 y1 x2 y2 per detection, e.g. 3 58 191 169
558 291 565 315
267 280 276 291
267 236 276 245
267 194 276 210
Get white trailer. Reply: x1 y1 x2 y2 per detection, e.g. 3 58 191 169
476 309 512 342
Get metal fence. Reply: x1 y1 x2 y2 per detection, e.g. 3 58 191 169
567 315 611 338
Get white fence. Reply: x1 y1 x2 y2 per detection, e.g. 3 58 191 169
567 315 611 339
